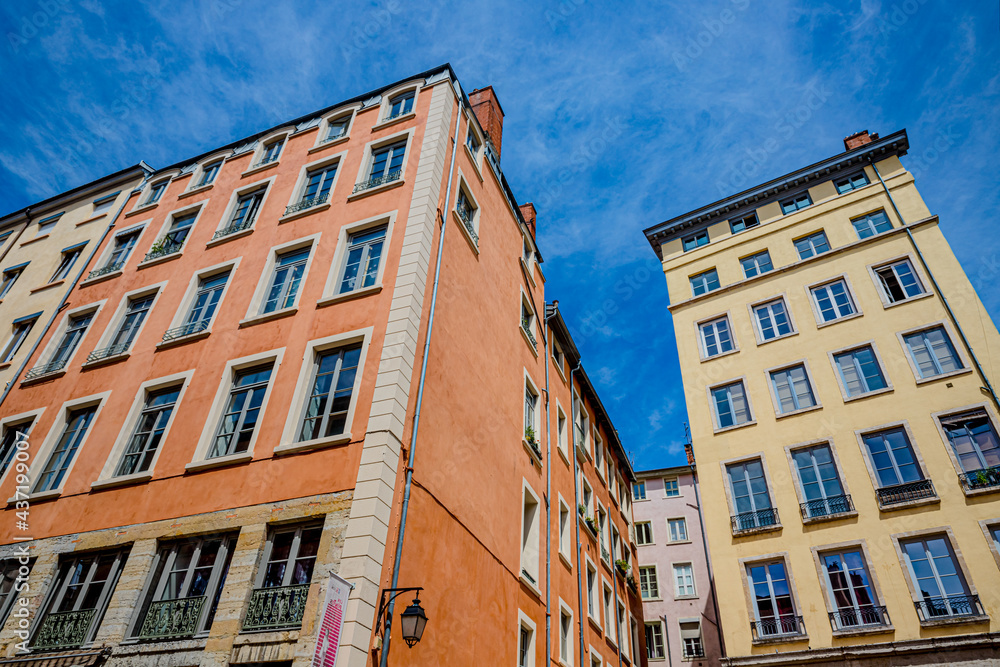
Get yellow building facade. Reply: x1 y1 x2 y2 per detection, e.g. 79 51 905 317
644 130 1000 665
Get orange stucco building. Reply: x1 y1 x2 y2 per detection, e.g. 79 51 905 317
0 65 645 667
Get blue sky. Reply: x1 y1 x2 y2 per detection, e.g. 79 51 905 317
1 0 997 472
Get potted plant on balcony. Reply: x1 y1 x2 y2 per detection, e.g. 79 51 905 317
578 503 587 517
584 516 598 536
523 426 541 458
614 559 629 577
626 573 638 593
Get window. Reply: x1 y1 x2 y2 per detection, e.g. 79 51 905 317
524 385 539 447
594 437 604 473
682 230 708 252
586 561 598 620
262 248 310 313
0 419 33 478
222 187 265 235
833 346 887 397
1 264 26 297
875 259 924 302
792 444 849 518
521 485 541 587
746 560 800 637
558 498 571 559
636 522 653 545
37 214 61 236
386 90 415 119
820 549 885 629
209 364 274 458
602 583 613 637
27 311 93 377
900 535 978 619
903 326 962 379
811 279 856 322
553 341 565 374
456 189 478 241
940 411 1000 484
597 505 609 562
297 344 361 442
769 364 817 414
325 115 350 142
728 459 775 530
668 518 688 542
518 622 534 667
835 171 870 194
173 272 229 338
663 478 679 496
711 381 750 429
96 293 155 358
753 299 792 341
780 192 812 214
861 428 931 504
521 301 536 347
134 533 236 639
741 251 773 278
147 212 196 259
257 138 284 166
557 407 568 458
673 563 695 597
243 522 322 631
852 210 892 239
1 316 37 364
680 620 705 658
92 192 118 216
794 231 830 259
466 128 481 156
730 213 759 234
633 480 646 500
114 387 181 477
559 606 573 665
337 226 386 294
198 161 222 187
365 139 407 185
645 622 665 660
297 163 338 207
98 230 141 274
617 600 628 657
145 181 168 205
1 558 34 625
51 245 84 282
690 269 720 296
32 548 129 650
33 406 97 493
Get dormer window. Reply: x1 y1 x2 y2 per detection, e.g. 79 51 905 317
256 138 284 167
780 193 812 215
386 91 415 120
325 115 350 142
144 181 168 206
198 161 222 186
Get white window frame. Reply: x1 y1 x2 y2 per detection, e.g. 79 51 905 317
638 564 660 600
242 234 321 323
245 128 292 174
645 620 665 660
136 175 175 210
558 599 574 667
464 113 485 177
895 320 970 384
602 577 615 645
740 249 773 278
806 275 861 326
281 151 347 220
84 221 149 282
558 493 572 566
140 202 206 265
827 341 893 401
520 480 542 593
793 229 831 259
377 81 421 126
707 378 755 432
765 360 821 417
160 259 240 345
28 301 106 378
350 128 416 197
697 313 737 359
314 106 359 149
188 151 228 191
868 255 929 307
516 609 537 667
209 176 275 243
635 521 653 547
25 391 109 498
0 408 44 488
673 561 697 599
85 282 166 364
667 517 689 543
453 172 481 250
318 212 395 304
556 400 569 464
748 295 796 344
633 480 647 501
585 555 599 624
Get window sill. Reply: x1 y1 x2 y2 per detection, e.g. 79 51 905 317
137 251 184 270
278 202 331 224
29 280 66 294
156 329 211 349
177 183 214 200
712 420 757 436
700 347 740 363
81 352 131 369
346 177 405 202
452 210 480 255
674 594 699 601
75 213 108 227
308 135 350 153
774 403 823 421
371 111 416 132
962 484 1000 498
732 523 783 538
0 362 11 371
842 386 894 403
918 614 990 628
520 256 537 287
755 330 799 347
206 226 254 248
913 367 973 386
20 234 50 247
317 284 382 307
831 623 894 637
239 307 298 328
274 433 352 455
7 489 61 505
559 552 573 571
881 290 934 310
751 633 807 646
520 572 542 599
523 439 543 467
557 446 570 467
185 452 253 473
801 510 858 525
520 326 539 357
125 202 158 217
815 311 864 329
666 540 693 546
241 160 280 179
91 472 153 491
587 615 602 632
21 369 67 386
878 495 940 512
80 269 124 287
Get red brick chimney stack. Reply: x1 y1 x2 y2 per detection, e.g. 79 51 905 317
844 130 879 152
684 443 696 466
469 86 505 160
519 203 537 239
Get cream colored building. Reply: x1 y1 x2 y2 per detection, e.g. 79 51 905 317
644 130 1000 665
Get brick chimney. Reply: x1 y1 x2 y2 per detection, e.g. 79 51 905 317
519 203 537 238
844 130 879 152
684 443 696 466
469 86 505 160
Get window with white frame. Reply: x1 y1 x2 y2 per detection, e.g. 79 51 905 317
33 405 97 493
386 90 415 120
518 614 536 667
243 521 323 631
663 477 679 497
209 364 274 459
146 211 196 260
113 386 181 477
219 186 266 237
91 292 156 360
741 250 773 278
699 316 734 358
835 171 870 194
36 213 61 236
833 345 888 397
903 326 963 379
168 271 230 340
324 114 351 142
559 604 573 665
256 137 284 167
939 411 1000 483
668 518 688 542
794 230 830 259
617 599 628 657
295 162 339 209
51 244 85 282
818 548 884 630
860 427 929 500
769 364 817 414
852 210 892 239
1 315 37 364
632 480 646 500
899 534 977 620
746 560 801 637
336 226 386 295
558 497 571 560
811 279 856 322
144 181 168 206
456 187 479 243
198 160 222 187
466 126 481 156
711 381 751 429
602 582 614 639
680 620 705 658
28 310 94 377
753 298 793 341
645 621 665 659
521 484 541 587
791 444 849 519
690 268 720 296
636 522 652 546
297 344 362 443
521 299 536 347
598 504 609 562
581 475 594 518
0 417 34 479
727 459 776 530
557 406 568 458
586 561 598 620
262 247 310 314
639 566 658 599
874 259 924 303
673 563 696 597
524 383 539 452
362 139 407 188
93 229 140 276
595 435 604 474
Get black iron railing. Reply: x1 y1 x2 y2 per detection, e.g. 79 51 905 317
144 237 184 263
457 205 479 245
828 605 890 630
682 642 706 659
32 609 96 649
914 594 983 621
876 479 936 507
24 359 68 381
162 320 210 342
87 342 130 363
252 153 280 169
138 596 206 639
212 217 255 240
242 584 310 631
799 494 854 520
87 261 125 280
353 169 401 194
521 319 536 347
323 128 347 143
959 466 1000 492
284 193 330 217
731 508 780 534
750 615 804 641
521 568 536 586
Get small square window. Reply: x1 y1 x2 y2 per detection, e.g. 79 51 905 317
852 210 892 239
794 231 830 259
753 298 793 341
198 161 222 187
730 213 759 234
632 481 646 500
386 91 415 120
682 230 709 252
690 269 720 297
811 279 856 323
663 478 679 496
741 251 773 278
835 171 870 194
780 193 812 214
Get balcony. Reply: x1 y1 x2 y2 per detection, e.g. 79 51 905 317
87 342 130 363
284 192 330 217
32 609 96 650
144 237 184 263
457 205 478 245
252 153 279 169
352 169 401 194
750 615 805 643
241 584 310 631
829 605 890 631
212 217 256 241
731 508 780 535
876 479 936 507
799 494 854 521
162 320 210 342
138 596 206 640
323 128 347 143
959 465 1000 493
682 645 706 659
23 359 68 381
521 318 536 347
914 594 985 622
87 260 125 280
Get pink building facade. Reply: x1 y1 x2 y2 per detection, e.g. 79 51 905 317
632 464 723 665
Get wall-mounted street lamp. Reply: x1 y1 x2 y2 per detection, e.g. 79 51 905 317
376 587 428 665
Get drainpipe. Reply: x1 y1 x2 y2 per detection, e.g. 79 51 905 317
662 615 673 666
570 361 586 667
690 463 725 659
379 83 463 667
543 307 555 667
0 169 153 408
869 158 1000 413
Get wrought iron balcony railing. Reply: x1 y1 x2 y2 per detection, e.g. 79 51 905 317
138 596 206 640
252 153 280 169
799 494 854 520
914 594 984 621
284 193 330 217
829 605 890 630
32 608 96 650
353 169 402 194
87 342 130 363
521 319 536 347
87 260 126 280
384 108 408 122
162 319 210 342
242 584 310 631
323 128 347 143
750 615 805 642
457 206 479 245
876 479 936 507
731 508 780 534
601 547 610 562
24 359 69 381
213 217 256 241
959 465 1000 492
144 237 185 263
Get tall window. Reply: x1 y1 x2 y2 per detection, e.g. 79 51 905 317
835 171 870 193
521 488 540 586
769 364 816 414
792 444 848 518
298 344 362 442
466 129 480 156
114 387 181 477
558 500 571 557
258 138 284 165
456 189 477 234
524 386 538 442
645 622 665 659
0 265 25 297
730 213 759 233
680 621 705 658
367 140 407 183
243 522 323 631
145 181 168 205
134 534 236 639
900 536 977 619
1 316 37 364
852 210 892 239
632 481 646 500
387 91 415 119
700 316 733 358
794 231 830 259
639 566 658 599
0 419 33 478
224 187 265 233
326 115 350 142
50 313 93 370
663 478 679 496
811 279 855 322
875 259 924 302
753 299 792 341
940 412 1000 480
518 624 533 667
668 518 688 542
682 230 708 252
33 407 97 493
746 561 799 636
338 227 386 294
198 161 222 186
298 163 338 206
711 381 750 429
51 246 83 282
673 563 695 597
690 269 719 296
99 294 155 357
635 522 653 545
262 248 310 313
148 212 196 258
741 251 773 278
210 364 273 458
727 459 775 530
834 346 887 397
780 192 812 214
180 272 229 335
903 326 962 378
586 563 597 619
1 558 34 625
862 428 927 500
100 230 140 273
559 608 572 664
820 549 884 628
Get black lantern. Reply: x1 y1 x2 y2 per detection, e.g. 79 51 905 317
376 586 428 665
398 595 428 647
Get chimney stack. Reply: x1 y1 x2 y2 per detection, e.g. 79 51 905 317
844 130 879 152
469 86 505 160
519 203 537 239
684 443 696 466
